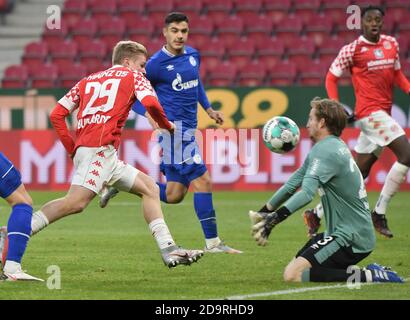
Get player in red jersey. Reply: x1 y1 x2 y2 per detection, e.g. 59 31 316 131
3 41 204 268
304 6 410 239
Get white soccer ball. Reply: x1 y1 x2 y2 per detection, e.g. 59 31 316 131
262 116 300 154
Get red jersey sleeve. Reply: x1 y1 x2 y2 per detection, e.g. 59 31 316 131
329 41 357 77
50 103 75 155
58 80 82 112
325 72 340 101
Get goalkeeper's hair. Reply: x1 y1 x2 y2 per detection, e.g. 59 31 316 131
361 5 384 17
112 41 147 65
165 12 189 26
310 97 347 137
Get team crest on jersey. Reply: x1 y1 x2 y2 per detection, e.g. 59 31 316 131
189 56 197 66
166 65 174 71
383 41 392 50
373 49 384 59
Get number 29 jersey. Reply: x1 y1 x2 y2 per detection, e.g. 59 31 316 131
58 65 155 150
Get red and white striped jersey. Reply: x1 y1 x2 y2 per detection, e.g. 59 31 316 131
329 34 401 119
58 65 155 150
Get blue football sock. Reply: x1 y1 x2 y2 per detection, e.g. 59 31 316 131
194 192 217 239
157 182 168 203
6 203 32 263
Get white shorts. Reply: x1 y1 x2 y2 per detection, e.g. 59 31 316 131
72 145 139 194
355 110 405 157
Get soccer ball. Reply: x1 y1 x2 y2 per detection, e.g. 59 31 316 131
262 116 300 154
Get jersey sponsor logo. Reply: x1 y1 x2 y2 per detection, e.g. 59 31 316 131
77 114 112 129
373 48 384 59
166 65 174 71
367 58 394 70
189 56 197 66
172 73 199 92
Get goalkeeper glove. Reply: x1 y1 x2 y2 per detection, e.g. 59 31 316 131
249 207 290 246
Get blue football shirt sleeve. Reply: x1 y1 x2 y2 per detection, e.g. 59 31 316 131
198 79 211 110
131 100 147 116
145 57 159 85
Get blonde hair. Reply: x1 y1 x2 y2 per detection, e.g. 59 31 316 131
310 97 347 137
112 41 148 65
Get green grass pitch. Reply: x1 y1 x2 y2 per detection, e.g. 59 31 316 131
0 191 409 300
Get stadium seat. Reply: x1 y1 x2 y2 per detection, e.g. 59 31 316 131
267 61 297 86
396 36 409 59
29 63 58 88
145 37 164 56
146 0 174 22
385 1 410 23
200 38 226 70
214 16 244 47
234 0 262 21
244 15 274 44
1 65 29 88
203 0 234 24
62 0 88 28
48 40 78 69
188 16 214 49
293 0 321 24
89 0 117 21
305 15 334 46
199 61 208 83
174 0 203 17
401 59 410 78
85 61 111 75
71 18 98 48
238 61 267 87
227 37 256 69
78 39 107 70
318 36 345 64
298 61 328 86
321 0 351 22
382 15 397 34
352 0 383 7
58 62 87 88
42 22 69 47
127 17 156 46
207 61 237 86
255 37 285 69
117 0 145 25
21 41 48 69
274 15 303 47
263 0 291 24
286 37 316 66
98 17 126 49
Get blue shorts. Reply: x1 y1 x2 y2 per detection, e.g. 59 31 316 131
0 152 22 198
159 132 207 188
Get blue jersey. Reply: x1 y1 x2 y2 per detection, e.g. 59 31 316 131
132 45 211 130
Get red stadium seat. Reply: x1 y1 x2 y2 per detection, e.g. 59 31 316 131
298 61 328 86
287 37 316 66
200 38 226 70
382 15 397 34
89 0 117 21
401 59 410 78
317 36 345 62
207 61 237 86
188 16 214 49
2 65 29 88
352 0 383 7
127 17 156 46
226 37 255 69
234 0 262 21
293 0 321 24
117 0 145 25
244 15 274 44
78 39 107 69
238 61 266 87
274 15 303 47
385 1 410 23
22 41 48 69
145 38 164 56
214 16 244 47
98 17 126 49
255 37 285 69
71 18 98 48
321 0 351 23
62 0 88 28
203 0 234 24
42 22 69 47
199 61 208 83
85 61 111 75
48 40 78 69
29 63 58 88
267 61 297 86
305 14 334 46
396 36 409 59
263 0 291 24
146 1 174 22
58 63 87 88
174 0 203 17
